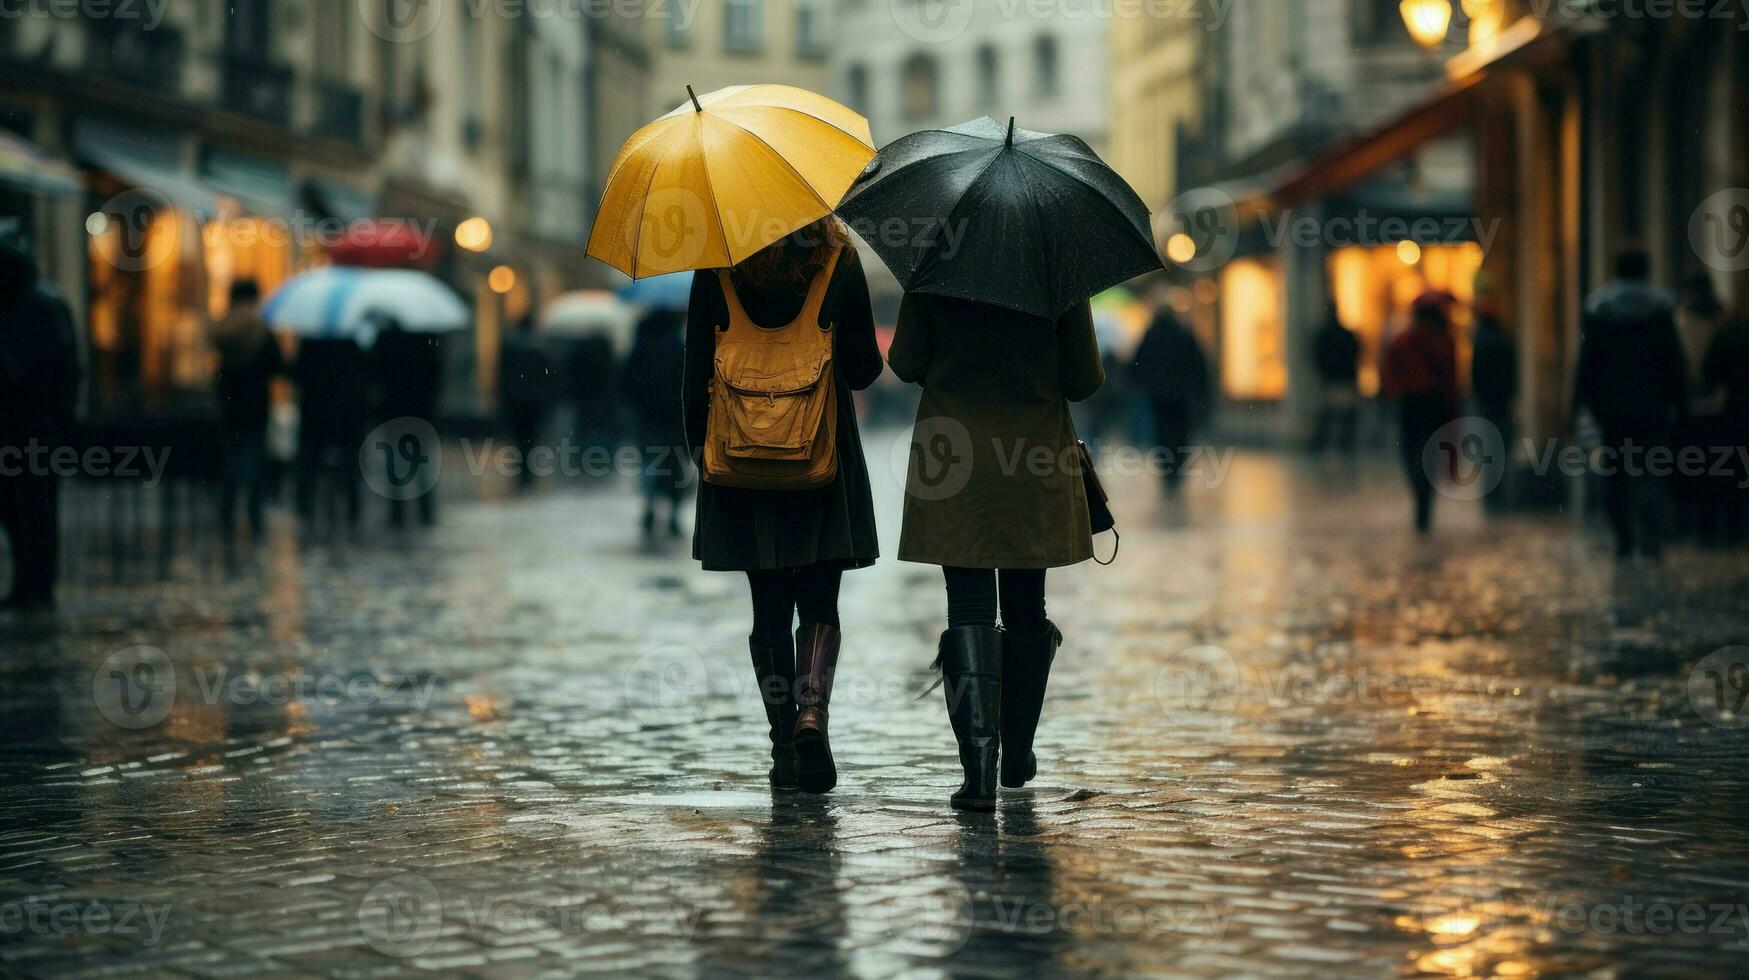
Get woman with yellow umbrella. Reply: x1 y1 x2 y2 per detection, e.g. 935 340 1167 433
589 85 881 795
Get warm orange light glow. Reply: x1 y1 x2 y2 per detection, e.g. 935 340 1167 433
1218 257 1287 401
1165 233 1197 264
1400 0 1453 49
456 216 494 252
488 265 517 294
1397 239 1423 265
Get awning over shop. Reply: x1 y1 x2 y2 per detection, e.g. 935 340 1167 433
200 147 295 218
72 118 224 216
1273 17 1587 207
1205 17 1586 224
0 131 82 196
302 178 377 224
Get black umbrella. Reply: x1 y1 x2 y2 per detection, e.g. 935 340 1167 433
836 116 1162 320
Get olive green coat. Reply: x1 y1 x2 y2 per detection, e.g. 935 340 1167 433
887 294 1104 569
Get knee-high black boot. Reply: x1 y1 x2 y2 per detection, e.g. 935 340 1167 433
749 639 798 789
1000 622 1061 788
793 623 841 794
939 625 1001 811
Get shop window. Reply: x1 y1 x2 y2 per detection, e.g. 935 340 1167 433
1219 257 1287 401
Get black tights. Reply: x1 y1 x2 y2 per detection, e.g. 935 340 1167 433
747 565 843 647
943 566 1047 634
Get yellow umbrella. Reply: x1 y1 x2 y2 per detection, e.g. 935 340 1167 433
586 84 875 279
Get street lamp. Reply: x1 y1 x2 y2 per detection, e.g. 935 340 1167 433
1400 0 1453 49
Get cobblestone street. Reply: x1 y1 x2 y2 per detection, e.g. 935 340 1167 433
4 445 1749 978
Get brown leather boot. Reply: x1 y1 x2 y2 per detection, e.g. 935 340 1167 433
792 623 841 794
749 639 798 789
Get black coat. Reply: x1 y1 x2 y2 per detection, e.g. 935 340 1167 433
1574 280 1687 438
889 295 1103 569
683 250 882 572
621 312 687 449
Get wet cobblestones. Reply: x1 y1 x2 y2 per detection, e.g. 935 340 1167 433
3 449 1749 977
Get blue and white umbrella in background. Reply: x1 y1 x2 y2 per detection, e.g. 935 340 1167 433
615 271 691 313
262 266 470 346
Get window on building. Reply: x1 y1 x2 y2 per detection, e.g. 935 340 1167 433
725 0 763 54
796 0 828 59
224 0 273 56
975 44 999 109
460 14 483 148
1034 35 1058 98
1354 0 1411 44
846 63 869 115
902 53 938 120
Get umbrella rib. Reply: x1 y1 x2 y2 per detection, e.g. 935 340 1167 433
718 120 833 214
749 105 876 151
1012 147 1155 243
626 124 690 278
696 123 734 269
914 147 1008 283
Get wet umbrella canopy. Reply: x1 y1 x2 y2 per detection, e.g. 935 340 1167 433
837 116 1162 320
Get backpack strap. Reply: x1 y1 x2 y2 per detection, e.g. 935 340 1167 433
799 244 844 331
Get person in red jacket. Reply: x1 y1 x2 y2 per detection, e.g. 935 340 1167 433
1384 291 1462 534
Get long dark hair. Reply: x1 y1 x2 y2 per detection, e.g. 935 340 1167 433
734 216 847 291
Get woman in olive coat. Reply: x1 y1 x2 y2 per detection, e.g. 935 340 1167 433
683 217 882 795
887 293 1104 810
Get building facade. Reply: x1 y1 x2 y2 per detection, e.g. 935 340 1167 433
0 1 647 417
832 0 1111 313
649 0 833 119
1170 0 1475 443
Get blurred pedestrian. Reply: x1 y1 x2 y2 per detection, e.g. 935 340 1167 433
1129 306 1210 496
211 279 284 545
1309 306 1362 454
0 243 78 609
1384 291 1461 535
685 217 882 796
292 336 370 529
1674 277 1728 538
565 332 617 453
1573 250 1687 559
499 315 555 492
371 314 443 526
889 292 1104 812
1469 303 1518 511
1703 315 1749 544
620 307 690 542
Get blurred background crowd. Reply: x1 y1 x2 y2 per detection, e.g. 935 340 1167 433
1 0 1748 605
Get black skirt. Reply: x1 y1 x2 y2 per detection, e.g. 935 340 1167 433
683 253 883 572
692 374 880 571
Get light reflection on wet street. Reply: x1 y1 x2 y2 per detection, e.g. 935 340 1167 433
3 446 1749 977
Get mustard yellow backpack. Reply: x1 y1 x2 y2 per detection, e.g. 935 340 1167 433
702 245 841 490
